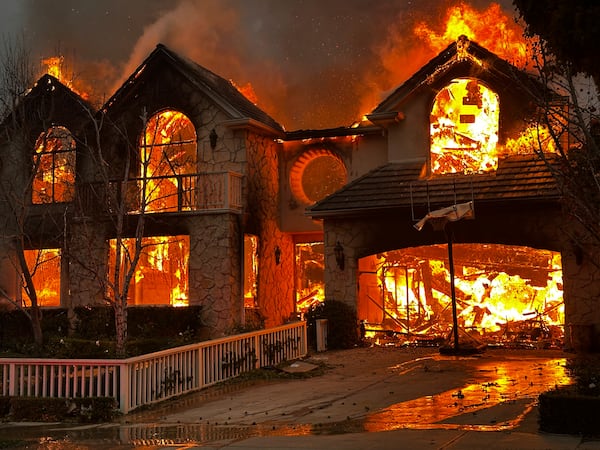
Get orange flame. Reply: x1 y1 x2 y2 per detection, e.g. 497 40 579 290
231 80 259 104
414 2 528 66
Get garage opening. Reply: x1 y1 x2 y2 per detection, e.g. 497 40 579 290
357 244 564 348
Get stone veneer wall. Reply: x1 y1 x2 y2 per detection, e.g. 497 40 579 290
187 213 242 338
245 133 295 328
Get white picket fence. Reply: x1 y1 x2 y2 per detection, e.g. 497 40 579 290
0 322 307 413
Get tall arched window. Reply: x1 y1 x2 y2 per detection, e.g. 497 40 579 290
32 126 76 204
430 78 499 175
139 110 197 212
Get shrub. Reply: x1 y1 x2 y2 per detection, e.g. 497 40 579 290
539 388 600 435
306 299 359 350
8 397 118 423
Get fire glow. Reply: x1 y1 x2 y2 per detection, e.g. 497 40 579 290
362 245 564 347
414 2 528 66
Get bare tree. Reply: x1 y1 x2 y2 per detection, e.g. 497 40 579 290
0 35 56 346
511 39 600 265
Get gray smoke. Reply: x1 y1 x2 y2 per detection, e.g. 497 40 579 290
7 0 518 130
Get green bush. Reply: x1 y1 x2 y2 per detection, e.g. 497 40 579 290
306 299 359 350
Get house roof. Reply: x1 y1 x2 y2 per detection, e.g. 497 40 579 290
369 36 547 118
307 155 561 219
103 44 284 135
1 74 94 129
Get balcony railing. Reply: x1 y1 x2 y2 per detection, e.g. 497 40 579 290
0 322 307 414
79 171 243 215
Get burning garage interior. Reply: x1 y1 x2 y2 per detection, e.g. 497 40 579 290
0 19 597 352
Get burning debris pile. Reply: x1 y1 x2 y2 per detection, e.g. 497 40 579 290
362 244 564 349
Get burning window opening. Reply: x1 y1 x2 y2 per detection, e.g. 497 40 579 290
358 244 564 349
244 234 259 309
32 126 76 204
22 248 61 307
139 110 197 213
108 235 189 306
295 241 325 314
430 78 499 175
290 150 347 205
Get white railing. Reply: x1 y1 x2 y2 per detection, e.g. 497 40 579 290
0 322 306 413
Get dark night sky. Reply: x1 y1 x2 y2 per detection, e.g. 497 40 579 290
1 0 519 130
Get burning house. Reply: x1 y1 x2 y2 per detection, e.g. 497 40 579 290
0 32 597 350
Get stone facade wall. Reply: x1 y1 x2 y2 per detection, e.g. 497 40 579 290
246 132 295 327
187 213 242 338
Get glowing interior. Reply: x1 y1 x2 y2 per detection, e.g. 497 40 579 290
139 110 197 212
108 235 189 306
430 78 499 175
23 248 61 307
32 126 76 204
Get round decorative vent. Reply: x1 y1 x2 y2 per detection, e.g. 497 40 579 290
289 149 347 205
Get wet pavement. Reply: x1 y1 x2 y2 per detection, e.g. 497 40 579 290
1 347 600 449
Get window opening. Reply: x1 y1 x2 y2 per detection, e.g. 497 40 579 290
430 78 499 174
108 235 189 306
22 248 61 307
295 242 325 314
139 110 197 212
32 126 76 204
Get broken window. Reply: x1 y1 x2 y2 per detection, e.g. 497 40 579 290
22 248 61 307
290 150 347 205
430 78 499 175
108 235 189 306
32 126 76 204
139 110 197 212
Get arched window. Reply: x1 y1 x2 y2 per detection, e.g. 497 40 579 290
290 149 347 205
430 78 499 175
32 126 76 204
139 110 197 212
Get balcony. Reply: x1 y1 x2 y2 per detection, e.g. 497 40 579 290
79 172 243 215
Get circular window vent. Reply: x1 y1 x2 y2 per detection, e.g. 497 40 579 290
290 149 347 205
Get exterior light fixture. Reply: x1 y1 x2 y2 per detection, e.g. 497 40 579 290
334 241 344 270
209 128 218 149
274 245 281 265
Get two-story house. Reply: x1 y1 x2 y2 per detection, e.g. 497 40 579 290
0 37 596 350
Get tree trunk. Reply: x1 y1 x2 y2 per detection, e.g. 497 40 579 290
30 306 43 346
114 299 128 357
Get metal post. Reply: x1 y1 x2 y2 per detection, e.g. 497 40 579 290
446 223 460 351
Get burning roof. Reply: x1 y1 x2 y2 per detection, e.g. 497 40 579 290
102 44 284 136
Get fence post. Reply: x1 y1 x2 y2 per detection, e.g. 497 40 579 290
119 362 130 414
8 364 15 396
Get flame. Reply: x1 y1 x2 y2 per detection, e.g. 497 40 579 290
504 124 557 155
231 80 259 104
140 110 197 212
41 55 90 100
414 3 528 65
430 78 500 174
363 245 564 345
108 236 189 306
23 248 61 307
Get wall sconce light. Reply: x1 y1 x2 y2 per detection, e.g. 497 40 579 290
334 241 344 270
274 245 281 265
209 128 218 149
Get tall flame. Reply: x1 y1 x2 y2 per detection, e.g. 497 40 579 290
414 2 528 66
